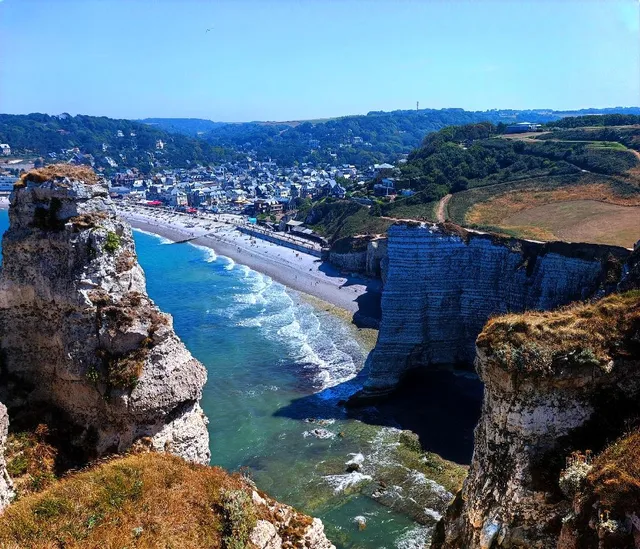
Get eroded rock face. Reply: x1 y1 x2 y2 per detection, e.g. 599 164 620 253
0 169 210 463
0 403 14 512
250 490 335 549
431 293 640 548
358 222 629 399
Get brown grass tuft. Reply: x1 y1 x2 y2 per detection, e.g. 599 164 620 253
586 428 640 514
5 425 59 497
19 164 100 186
478 290 640 375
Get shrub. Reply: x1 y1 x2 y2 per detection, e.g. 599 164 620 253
103 231 121 254
220 489 257 549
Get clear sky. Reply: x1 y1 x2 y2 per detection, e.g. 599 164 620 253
0 0 638 121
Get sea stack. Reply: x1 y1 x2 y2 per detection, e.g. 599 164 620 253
0 165 210 463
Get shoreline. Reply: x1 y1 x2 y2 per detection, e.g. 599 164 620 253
0 197 381 319
119 207 382 317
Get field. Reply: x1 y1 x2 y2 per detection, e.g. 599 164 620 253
464 182 640 247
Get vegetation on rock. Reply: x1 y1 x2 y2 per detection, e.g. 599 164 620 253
478 290 640 375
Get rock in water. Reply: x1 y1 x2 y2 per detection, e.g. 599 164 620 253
0 166 210 463
0 403 14 512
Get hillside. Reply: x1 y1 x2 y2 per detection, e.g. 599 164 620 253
139 117 227 137
191 107 640 166
0 113 236 174
0 452 331 549
307 117 640 249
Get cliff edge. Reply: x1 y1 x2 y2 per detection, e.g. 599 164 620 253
355 222 629 400
0 166 209 463
432 290 640 548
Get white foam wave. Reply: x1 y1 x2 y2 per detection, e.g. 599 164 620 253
395 526 431 549
132 228 174 245
223 257 235 270
323 471 372 494
188 243 217 262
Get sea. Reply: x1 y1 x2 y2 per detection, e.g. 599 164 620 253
0 210 449 548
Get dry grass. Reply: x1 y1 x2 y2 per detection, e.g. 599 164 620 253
467 183 640 226
0 453 242 549
587 428 640 514
477 290 640 375
5 425 59 497
466 184 640 247
0 452 317 549
19 164 100 186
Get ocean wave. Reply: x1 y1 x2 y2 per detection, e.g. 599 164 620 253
187 243 218 262
323 471 372 494
395 526 431 549
132 228 174 245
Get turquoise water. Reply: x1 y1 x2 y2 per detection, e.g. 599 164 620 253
0 210 436 548
131 228 428 548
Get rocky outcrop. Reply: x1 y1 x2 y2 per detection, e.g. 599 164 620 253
432 291 640 548
250 489 335 549
0 403 14 512
0 166 210 463
356 222 629 399
328 236 388 280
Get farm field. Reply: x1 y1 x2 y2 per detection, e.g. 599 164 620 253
465 184 640 247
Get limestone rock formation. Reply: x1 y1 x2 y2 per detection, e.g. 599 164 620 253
431 291 640 548
0 166 210 463
0 402 14 512
356 222 629 399
328 235 388 280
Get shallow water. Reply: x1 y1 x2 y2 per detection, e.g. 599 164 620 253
132 229 430 548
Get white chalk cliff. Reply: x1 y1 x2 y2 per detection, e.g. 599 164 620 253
0 403 14 511
0 167 210 463
357 222 629 399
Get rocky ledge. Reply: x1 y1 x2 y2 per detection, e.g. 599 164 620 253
432 290 640 548
355 221 630 400
0 166 209 463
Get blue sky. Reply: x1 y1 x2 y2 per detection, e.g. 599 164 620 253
0 0 638 121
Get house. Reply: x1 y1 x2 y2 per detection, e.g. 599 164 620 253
505 122 542 134
254 198 283 215
0 144 10 156
0 175 16 192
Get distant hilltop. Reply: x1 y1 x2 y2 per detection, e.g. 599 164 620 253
139 106 640 166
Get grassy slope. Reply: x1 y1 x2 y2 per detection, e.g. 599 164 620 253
0 452 314 549
477 290 640 376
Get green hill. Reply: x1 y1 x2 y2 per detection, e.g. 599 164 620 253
0 113 236 174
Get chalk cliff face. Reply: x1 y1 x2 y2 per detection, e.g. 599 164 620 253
358 222 629 398
0 167 210 463
328 236 388 280
431 291 640 548
0 403 14 512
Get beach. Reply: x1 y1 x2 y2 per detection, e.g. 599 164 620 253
117 204 381 316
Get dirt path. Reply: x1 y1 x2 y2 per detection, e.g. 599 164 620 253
436 194 452 222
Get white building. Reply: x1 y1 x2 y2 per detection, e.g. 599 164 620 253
0 144 11 156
